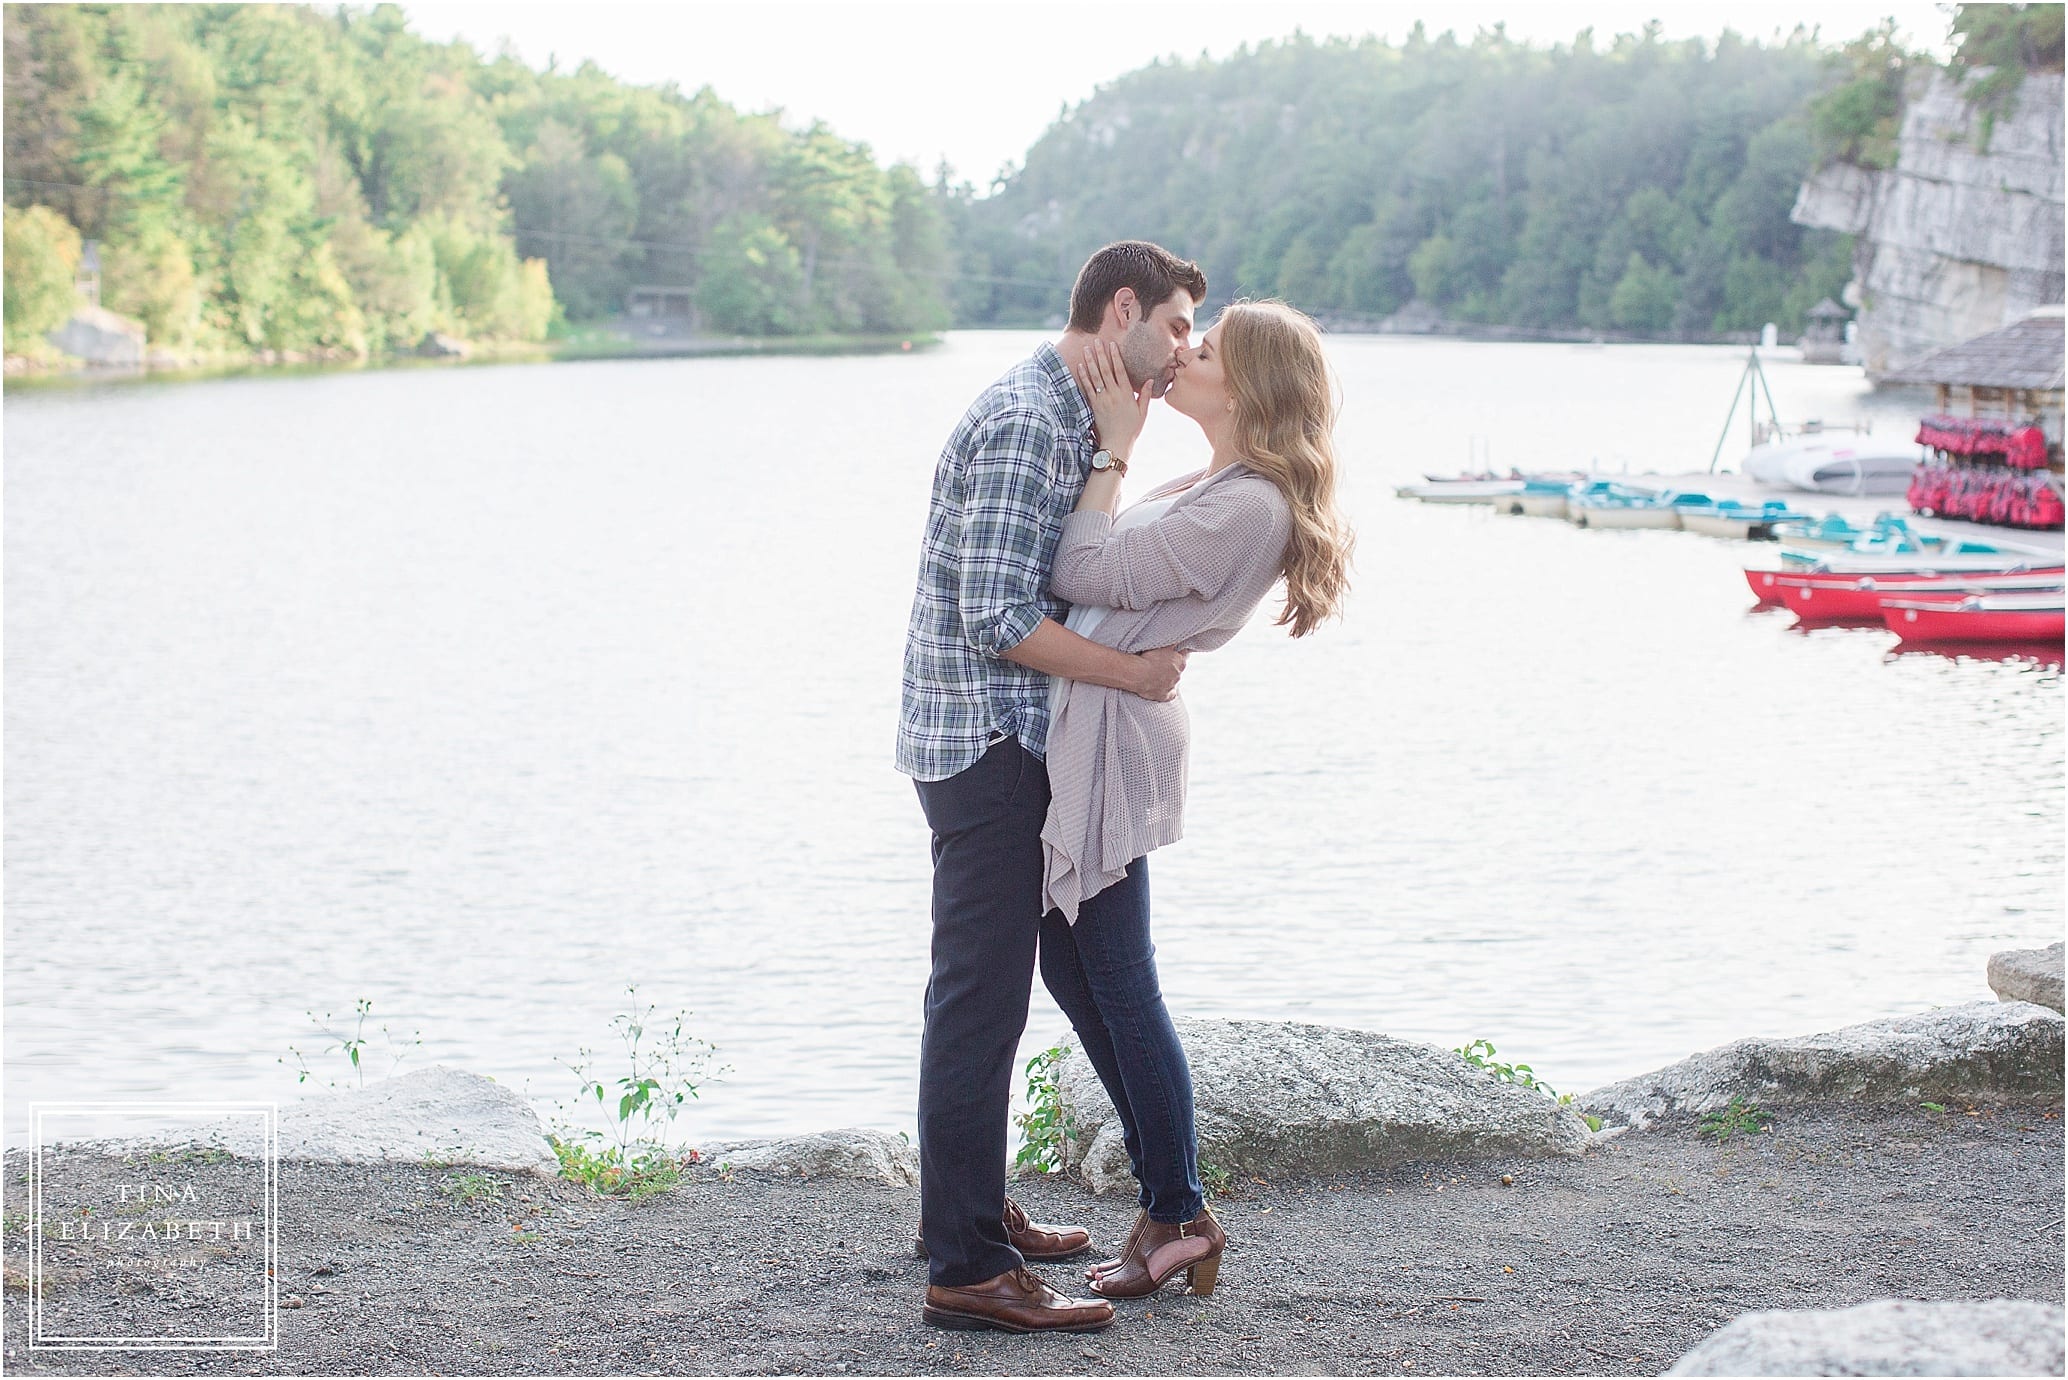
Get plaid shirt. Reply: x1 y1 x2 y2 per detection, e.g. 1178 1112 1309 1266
897 341 1097 781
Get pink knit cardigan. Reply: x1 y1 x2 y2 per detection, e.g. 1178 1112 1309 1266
1040 461 1293 921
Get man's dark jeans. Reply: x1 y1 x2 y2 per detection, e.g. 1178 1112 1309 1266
1038 855 1205 1224
913 737 1049 1288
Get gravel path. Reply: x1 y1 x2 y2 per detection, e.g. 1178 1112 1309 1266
4 1100 2060 1376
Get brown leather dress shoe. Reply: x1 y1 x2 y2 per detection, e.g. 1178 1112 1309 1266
923 1266 1116 1333
913 1196 1094 1262
1088 1205 1226 1300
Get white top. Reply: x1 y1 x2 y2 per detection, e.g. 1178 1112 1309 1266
1046 496 1178 728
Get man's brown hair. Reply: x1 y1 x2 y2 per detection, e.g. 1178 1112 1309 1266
1067 240 1207 332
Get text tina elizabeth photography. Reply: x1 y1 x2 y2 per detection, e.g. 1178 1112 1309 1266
2 1 2063 1376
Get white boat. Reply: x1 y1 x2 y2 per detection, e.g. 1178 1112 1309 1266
1741 431 1922 496
1799 551 2064 575
1571 502 1680 530
1680 512 1768 538
1395 479 1525 504
1514 492 1569 518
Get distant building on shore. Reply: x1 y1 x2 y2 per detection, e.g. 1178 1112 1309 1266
1884 305 2065 465
1799 298 1851 365
625 285 699 336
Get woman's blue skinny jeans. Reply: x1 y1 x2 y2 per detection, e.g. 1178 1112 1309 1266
1038 855 1205 1224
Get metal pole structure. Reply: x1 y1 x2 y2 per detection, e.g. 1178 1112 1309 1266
1709 354 1752 472
1753 348 1781 443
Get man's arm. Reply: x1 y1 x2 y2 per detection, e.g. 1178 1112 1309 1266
956 405 1186 701
1002 619 1186 700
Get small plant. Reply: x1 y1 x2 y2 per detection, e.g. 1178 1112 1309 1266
1698 1094 1772 1142
547 1137 688 1200
440 1172 509 1206
1012 1044 1069 1175
1555 1092 1604 1133
1920 1101 1948 1114
281 999 422 1088
1199 1161 1234 1200
548 984 726 1197
1457 1038 1602 1130
1456 1038 1557 1096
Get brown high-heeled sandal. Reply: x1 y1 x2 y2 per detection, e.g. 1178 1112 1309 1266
1087 1205 1226 1299
1085 1209 1148 1281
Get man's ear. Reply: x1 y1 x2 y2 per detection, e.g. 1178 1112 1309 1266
1112 286 1136 328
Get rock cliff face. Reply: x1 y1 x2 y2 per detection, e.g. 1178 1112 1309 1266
1792 68 2063 380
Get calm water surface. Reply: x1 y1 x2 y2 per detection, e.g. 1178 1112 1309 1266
6 333 2061 1148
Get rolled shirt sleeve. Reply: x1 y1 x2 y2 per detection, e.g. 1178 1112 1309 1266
957 406 1062 655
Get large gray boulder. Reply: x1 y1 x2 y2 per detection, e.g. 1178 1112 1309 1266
273 1065 557 1172
1055 1018 1594 1195
1990 942 2064 1014
1667 1297 2065 1376
56 1065 556 1173
47 305 145 365
416 330 471 358
1580 1001 2064 1131
698 1129 918 1187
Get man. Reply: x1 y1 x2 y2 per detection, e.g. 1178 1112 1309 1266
897 240 1208 1333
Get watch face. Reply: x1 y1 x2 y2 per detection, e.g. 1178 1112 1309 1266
1092 450 1111 470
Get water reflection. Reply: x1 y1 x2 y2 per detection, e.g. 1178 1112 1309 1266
1885 640 2065 672
1763 606 2064 670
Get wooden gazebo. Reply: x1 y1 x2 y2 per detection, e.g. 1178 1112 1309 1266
1799 297 1849 364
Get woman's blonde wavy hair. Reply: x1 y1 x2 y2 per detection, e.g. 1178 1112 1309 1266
1216 298 1355 638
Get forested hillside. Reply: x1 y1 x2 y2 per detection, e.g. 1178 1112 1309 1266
2 2 952 360
8 6 2028 363
945 22 1859 337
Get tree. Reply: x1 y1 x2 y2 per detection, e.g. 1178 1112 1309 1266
1608 252 1678 332
505 119 637 320
1807 20 1910 169
4 204 82 352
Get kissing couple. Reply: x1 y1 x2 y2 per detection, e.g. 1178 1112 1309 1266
897 239 1355 1333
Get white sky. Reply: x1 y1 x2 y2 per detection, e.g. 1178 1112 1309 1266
401 0 1960 187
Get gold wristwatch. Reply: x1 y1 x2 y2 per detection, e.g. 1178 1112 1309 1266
1090 448 1128 476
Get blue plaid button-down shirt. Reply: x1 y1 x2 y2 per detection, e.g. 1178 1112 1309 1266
897 341 1097 781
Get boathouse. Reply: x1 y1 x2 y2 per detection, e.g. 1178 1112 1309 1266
1884 306 2065 469
626 285 697 325
1890 306 2064 529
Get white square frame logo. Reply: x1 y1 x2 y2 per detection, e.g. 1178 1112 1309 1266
29 1101 279 1351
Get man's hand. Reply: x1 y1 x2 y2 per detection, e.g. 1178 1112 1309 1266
1129 646 1189 702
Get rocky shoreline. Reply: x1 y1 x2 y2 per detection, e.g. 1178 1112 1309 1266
2 945 2060 1376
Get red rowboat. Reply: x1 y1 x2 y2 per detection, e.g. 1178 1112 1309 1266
1747 564 2064 609
1775 571 2067 622
1880 593 2066 643
1745 568 1791 605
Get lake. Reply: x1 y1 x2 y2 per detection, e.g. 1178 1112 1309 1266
5 332 2060 1150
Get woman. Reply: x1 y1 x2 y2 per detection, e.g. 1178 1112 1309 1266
1036 298 1354 1301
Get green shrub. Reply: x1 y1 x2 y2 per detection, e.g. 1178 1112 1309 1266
4 204 83 352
